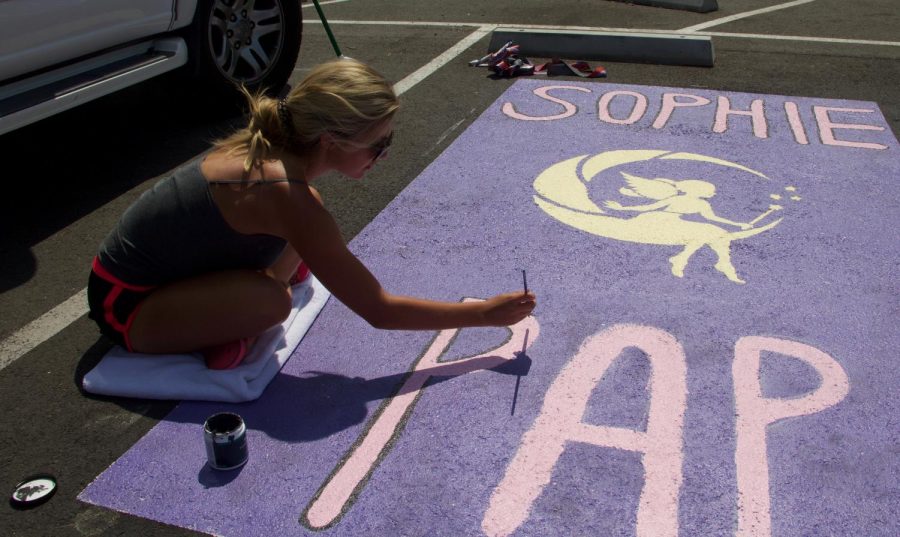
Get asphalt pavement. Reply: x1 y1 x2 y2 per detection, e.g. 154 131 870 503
1 1 897 535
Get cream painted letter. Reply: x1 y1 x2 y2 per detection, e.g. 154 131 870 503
733 336 850 537
482 324 687 537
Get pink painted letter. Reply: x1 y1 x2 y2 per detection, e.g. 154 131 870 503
714 96 768 138
482 324 687 537
733 336 850 537
502 85 591 121
784 101 809 145
813 106 887 150
652 93 711 129
303 300 539 530
598 90 648 125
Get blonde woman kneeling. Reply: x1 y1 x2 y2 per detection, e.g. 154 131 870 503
87 59 537 369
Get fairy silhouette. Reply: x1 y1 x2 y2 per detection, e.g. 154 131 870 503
603 173 781 284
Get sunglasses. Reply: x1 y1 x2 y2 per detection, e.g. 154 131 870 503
370 131 393 161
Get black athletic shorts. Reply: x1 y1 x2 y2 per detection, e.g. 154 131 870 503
87 257 156 351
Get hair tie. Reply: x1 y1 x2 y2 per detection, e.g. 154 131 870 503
277 99 294 136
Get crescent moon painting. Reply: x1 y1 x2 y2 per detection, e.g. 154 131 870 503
533 150 787 284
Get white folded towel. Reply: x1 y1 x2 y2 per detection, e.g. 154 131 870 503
81 276 330 402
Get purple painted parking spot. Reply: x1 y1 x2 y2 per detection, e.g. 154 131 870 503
80 80 899 536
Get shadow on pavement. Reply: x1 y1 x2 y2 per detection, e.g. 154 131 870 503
72 348 534 444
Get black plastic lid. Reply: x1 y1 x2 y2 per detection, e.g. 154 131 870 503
9 474 57 510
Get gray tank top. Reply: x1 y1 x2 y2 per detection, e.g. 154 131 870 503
98 159 288 286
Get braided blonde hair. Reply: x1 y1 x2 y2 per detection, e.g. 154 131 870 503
215 58 400 172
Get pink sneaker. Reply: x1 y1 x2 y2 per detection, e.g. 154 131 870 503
289 261 311 286
203 338 249 370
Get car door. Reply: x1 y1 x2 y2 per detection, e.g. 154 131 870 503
0 0 175 81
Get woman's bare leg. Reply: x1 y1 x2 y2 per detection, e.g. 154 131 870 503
128 270 292 354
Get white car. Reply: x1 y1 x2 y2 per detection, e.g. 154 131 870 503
0 0 303 135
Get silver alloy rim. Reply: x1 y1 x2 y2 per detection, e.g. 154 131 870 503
208 0 285 83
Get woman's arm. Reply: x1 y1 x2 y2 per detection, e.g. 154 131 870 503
358 290 537 330
277 186 536 330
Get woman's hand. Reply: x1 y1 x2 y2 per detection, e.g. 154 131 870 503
481 292 537 326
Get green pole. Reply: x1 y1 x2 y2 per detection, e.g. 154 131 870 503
310 0 343 57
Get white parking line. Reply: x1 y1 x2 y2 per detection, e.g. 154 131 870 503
311 19 900 47
704 31 900 47
394 25 495 95
678 0 819 33
301 0 350 8
0 289 88 371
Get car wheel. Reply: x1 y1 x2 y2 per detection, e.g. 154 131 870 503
187 0 302 98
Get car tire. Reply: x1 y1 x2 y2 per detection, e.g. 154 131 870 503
186 0 302 101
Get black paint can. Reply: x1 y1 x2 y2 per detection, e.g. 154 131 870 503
203 412 249 470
